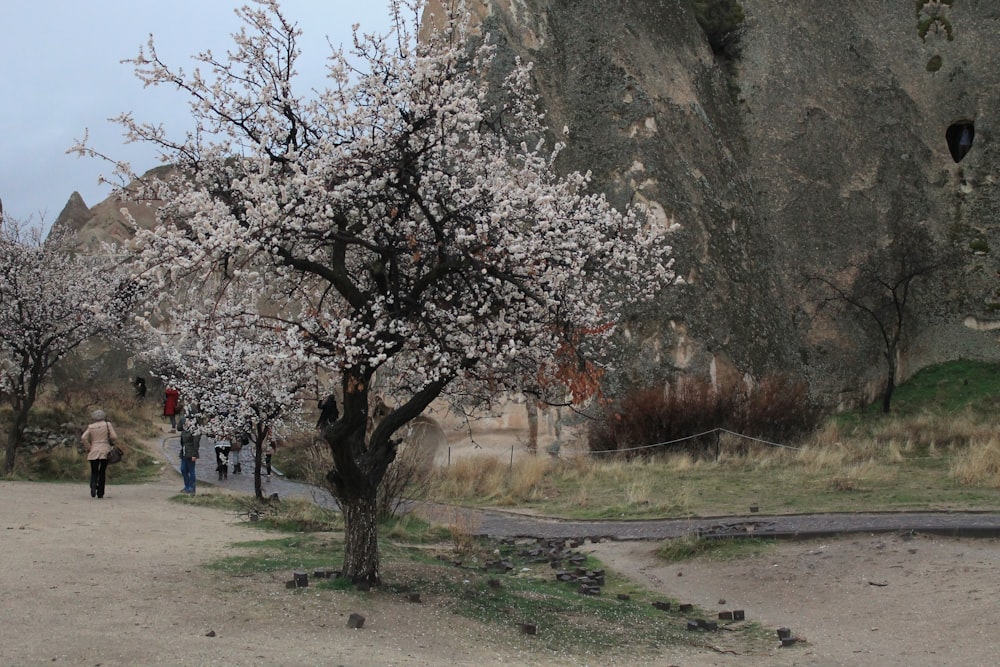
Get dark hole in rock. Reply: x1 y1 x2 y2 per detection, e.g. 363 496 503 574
946 122 974 162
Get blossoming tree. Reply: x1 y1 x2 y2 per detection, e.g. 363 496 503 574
82 0 675 583
140 299 310 499
0 218 135 473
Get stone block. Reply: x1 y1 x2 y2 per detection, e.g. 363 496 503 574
347 613 365 629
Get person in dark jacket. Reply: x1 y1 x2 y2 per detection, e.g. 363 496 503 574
179 416 201 494
317 393 339 430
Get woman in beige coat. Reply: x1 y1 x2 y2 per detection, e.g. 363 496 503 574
81 409 118 499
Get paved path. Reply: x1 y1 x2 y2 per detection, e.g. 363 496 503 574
159 435 1000 541
158 433 337 507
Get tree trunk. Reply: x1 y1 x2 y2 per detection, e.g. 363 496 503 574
525 397 538 455
341 493 381 584
881 373 895 414
4 405 30 474
880 351 897 414
253 437 264 500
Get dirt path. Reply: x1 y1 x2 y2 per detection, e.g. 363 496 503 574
5 433 1000 666
0 464 714 666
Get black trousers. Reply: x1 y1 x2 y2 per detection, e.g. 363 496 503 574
89 459 109 498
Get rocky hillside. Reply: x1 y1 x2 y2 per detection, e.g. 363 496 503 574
422 0 1000 405
56 1 1000 407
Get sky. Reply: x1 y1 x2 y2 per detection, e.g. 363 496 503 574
0 1 394 227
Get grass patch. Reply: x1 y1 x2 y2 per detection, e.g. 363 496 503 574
173 491 342 532
655 535 775 563
206 534 345 577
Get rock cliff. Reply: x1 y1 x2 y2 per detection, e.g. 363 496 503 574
60 1 1000 406
419 0 1000 404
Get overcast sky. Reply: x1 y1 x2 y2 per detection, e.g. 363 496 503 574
0 1 393 227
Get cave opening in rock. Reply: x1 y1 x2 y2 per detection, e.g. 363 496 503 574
946 121 975 162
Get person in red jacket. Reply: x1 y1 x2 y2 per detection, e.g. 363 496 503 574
163 387 180 432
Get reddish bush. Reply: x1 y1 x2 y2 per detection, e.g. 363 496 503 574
588 375 823 457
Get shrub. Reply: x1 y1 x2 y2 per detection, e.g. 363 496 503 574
290 431 432 519
588 374 823 457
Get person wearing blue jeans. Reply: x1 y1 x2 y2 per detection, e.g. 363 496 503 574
179 417 201 494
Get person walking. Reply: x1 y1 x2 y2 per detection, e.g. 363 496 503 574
230 433 245 474
214 436 231 481
163 386 181 432
81 409 118 499
179 416 201 494
263 432 277 479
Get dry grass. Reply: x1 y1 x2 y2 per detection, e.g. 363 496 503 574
429 410 1000 517
950 437 1000 488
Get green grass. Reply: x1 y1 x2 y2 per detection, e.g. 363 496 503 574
855 359 1000 418
655 535 775 563
206 535 345 576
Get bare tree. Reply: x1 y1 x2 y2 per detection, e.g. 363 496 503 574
809 227 949 413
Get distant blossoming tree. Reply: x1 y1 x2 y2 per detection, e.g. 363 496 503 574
0 217 135 473
77 0 676 582
140 298 309 499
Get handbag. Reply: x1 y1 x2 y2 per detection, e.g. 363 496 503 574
107 445 124 465
104 421 123 464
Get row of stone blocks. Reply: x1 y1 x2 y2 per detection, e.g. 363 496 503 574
285 568 342 589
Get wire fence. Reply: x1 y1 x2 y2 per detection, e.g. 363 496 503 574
579 427 803 456
444 426 804 468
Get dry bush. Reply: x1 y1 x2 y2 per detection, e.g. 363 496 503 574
732 374 823 442
872 411 992 451
430 455 506 500
378 437 435 517
505 455 553 503
293 432 433 519
446 510 480 557
950 438 1000 488
431 455 558 506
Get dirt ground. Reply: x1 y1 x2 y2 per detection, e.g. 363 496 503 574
588 535 1000 666
3 441 1000 667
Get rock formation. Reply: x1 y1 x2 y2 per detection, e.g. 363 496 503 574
60 1 1000 407
421 0 1000 405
